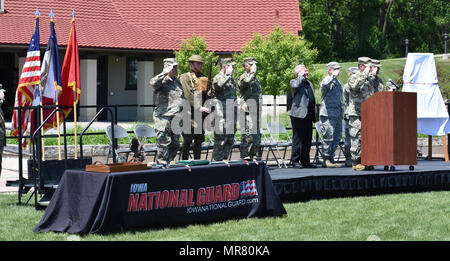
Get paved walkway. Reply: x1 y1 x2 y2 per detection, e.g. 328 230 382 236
1 121 136 194
0 168 22 193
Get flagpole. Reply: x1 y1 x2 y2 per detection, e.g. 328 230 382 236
49 11 62 161
35 9 45 161
72 11 78 160
39 82 45 161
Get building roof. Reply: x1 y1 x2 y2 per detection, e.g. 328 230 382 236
0 0 302 52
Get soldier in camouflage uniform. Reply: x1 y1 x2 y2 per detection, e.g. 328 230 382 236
238 57 262 160
319 62 343 168
370 59 384 92
179 55 210 160
0 84 5 177
150 58 184 164
343 67 359 167
211 58 237 161
347 57 374 171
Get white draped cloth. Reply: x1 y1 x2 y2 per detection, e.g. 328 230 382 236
402 53 450 135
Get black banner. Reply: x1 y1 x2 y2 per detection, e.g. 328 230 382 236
34 161 286 234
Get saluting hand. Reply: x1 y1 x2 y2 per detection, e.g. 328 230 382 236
163 65 173 74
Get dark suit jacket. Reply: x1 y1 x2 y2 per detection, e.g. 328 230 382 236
289 75 317 121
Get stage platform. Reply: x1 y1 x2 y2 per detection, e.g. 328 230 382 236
268 159 450 201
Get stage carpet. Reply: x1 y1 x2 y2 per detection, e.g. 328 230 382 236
268 159 450 201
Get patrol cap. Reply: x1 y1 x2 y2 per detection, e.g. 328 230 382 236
348 67 359 75
220 58 236 67
371 59 382 67
327 61 341 69
358 57 371 65
188 55 204 63
243 57 257 65
163 58 178 66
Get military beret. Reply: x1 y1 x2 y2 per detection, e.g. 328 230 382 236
243 57 257 65
163 58 178 66
348 67 359 75
327 61 341 69
188 55 204 63
371 59 382 67
358 57 371 65
220 58 236 66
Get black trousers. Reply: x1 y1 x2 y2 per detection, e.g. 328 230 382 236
181 132 204 160
290 116 313 165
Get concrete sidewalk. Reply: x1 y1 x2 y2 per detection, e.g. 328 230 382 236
1 121 137 194
0 168 22 193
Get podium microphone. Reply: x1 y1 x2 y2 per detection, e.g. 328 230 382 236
387 78 400 91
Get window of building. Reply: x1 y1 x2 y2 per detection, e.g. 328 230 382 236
125 57 138 90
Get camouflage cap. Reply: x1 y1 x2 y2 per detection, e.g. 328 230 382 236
327 61 341 69
163 58 178 66
348 67 359 75
220 58 236 66
243 57 257 65
358 57 371 65
188 55 204 63
371 59 382 67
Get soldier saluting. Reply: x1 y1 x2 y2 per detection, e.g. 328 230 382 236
238 57 262 160
347 57 373 171
179 55 210 160
149 58 184 164
211 58 237 161
319 62 343 168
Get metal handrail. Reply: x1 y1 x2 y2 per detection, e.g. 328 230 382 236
30 108 68 209
79 107 115 166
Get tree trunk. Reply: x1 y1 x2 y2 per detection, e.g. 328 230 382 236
382 0 394 39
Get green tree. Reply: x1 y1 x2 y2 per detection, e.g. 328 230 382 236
174 35 219 77
300 0 449 61
233 26 320 118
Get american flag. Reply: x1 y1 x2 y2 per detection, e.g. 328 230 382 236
240 180 258 197
12 14 41 145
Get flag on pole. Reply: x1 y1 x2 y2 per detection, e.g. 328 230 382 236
12 13 41 147
60 16 80 117
31 14 62 135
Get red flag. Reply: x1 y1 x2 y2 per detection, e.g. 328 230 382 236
60 18 80 117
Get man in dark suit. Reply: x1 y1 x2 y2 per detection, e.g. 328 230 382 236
289 65 317 168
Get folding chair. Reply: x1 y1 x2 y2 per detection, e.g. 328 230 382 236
334 121 347 162
106 125 132 163
260 128 282 167
202 130 215 160
133 124 158 162
265 122 291 168
313 121 346 164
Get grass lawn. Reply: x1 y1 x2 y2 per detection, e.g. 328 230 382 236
0 191 448 241
313 55 450 103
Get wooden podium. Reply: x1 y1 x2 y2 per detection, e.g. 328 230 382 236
361 92 417 170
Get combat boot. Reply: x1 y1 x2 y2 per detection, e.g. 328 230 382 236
330 157 343 167
351 158 365 171
353 164 366 171
322 157 337 168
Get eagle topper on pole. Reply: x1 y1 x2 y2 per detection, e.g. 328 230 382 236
38 10 62 160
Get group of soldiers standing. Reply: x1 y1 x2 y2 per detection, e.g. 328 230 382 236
319 57 385 171
150 54 387 171
150 55 261 164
